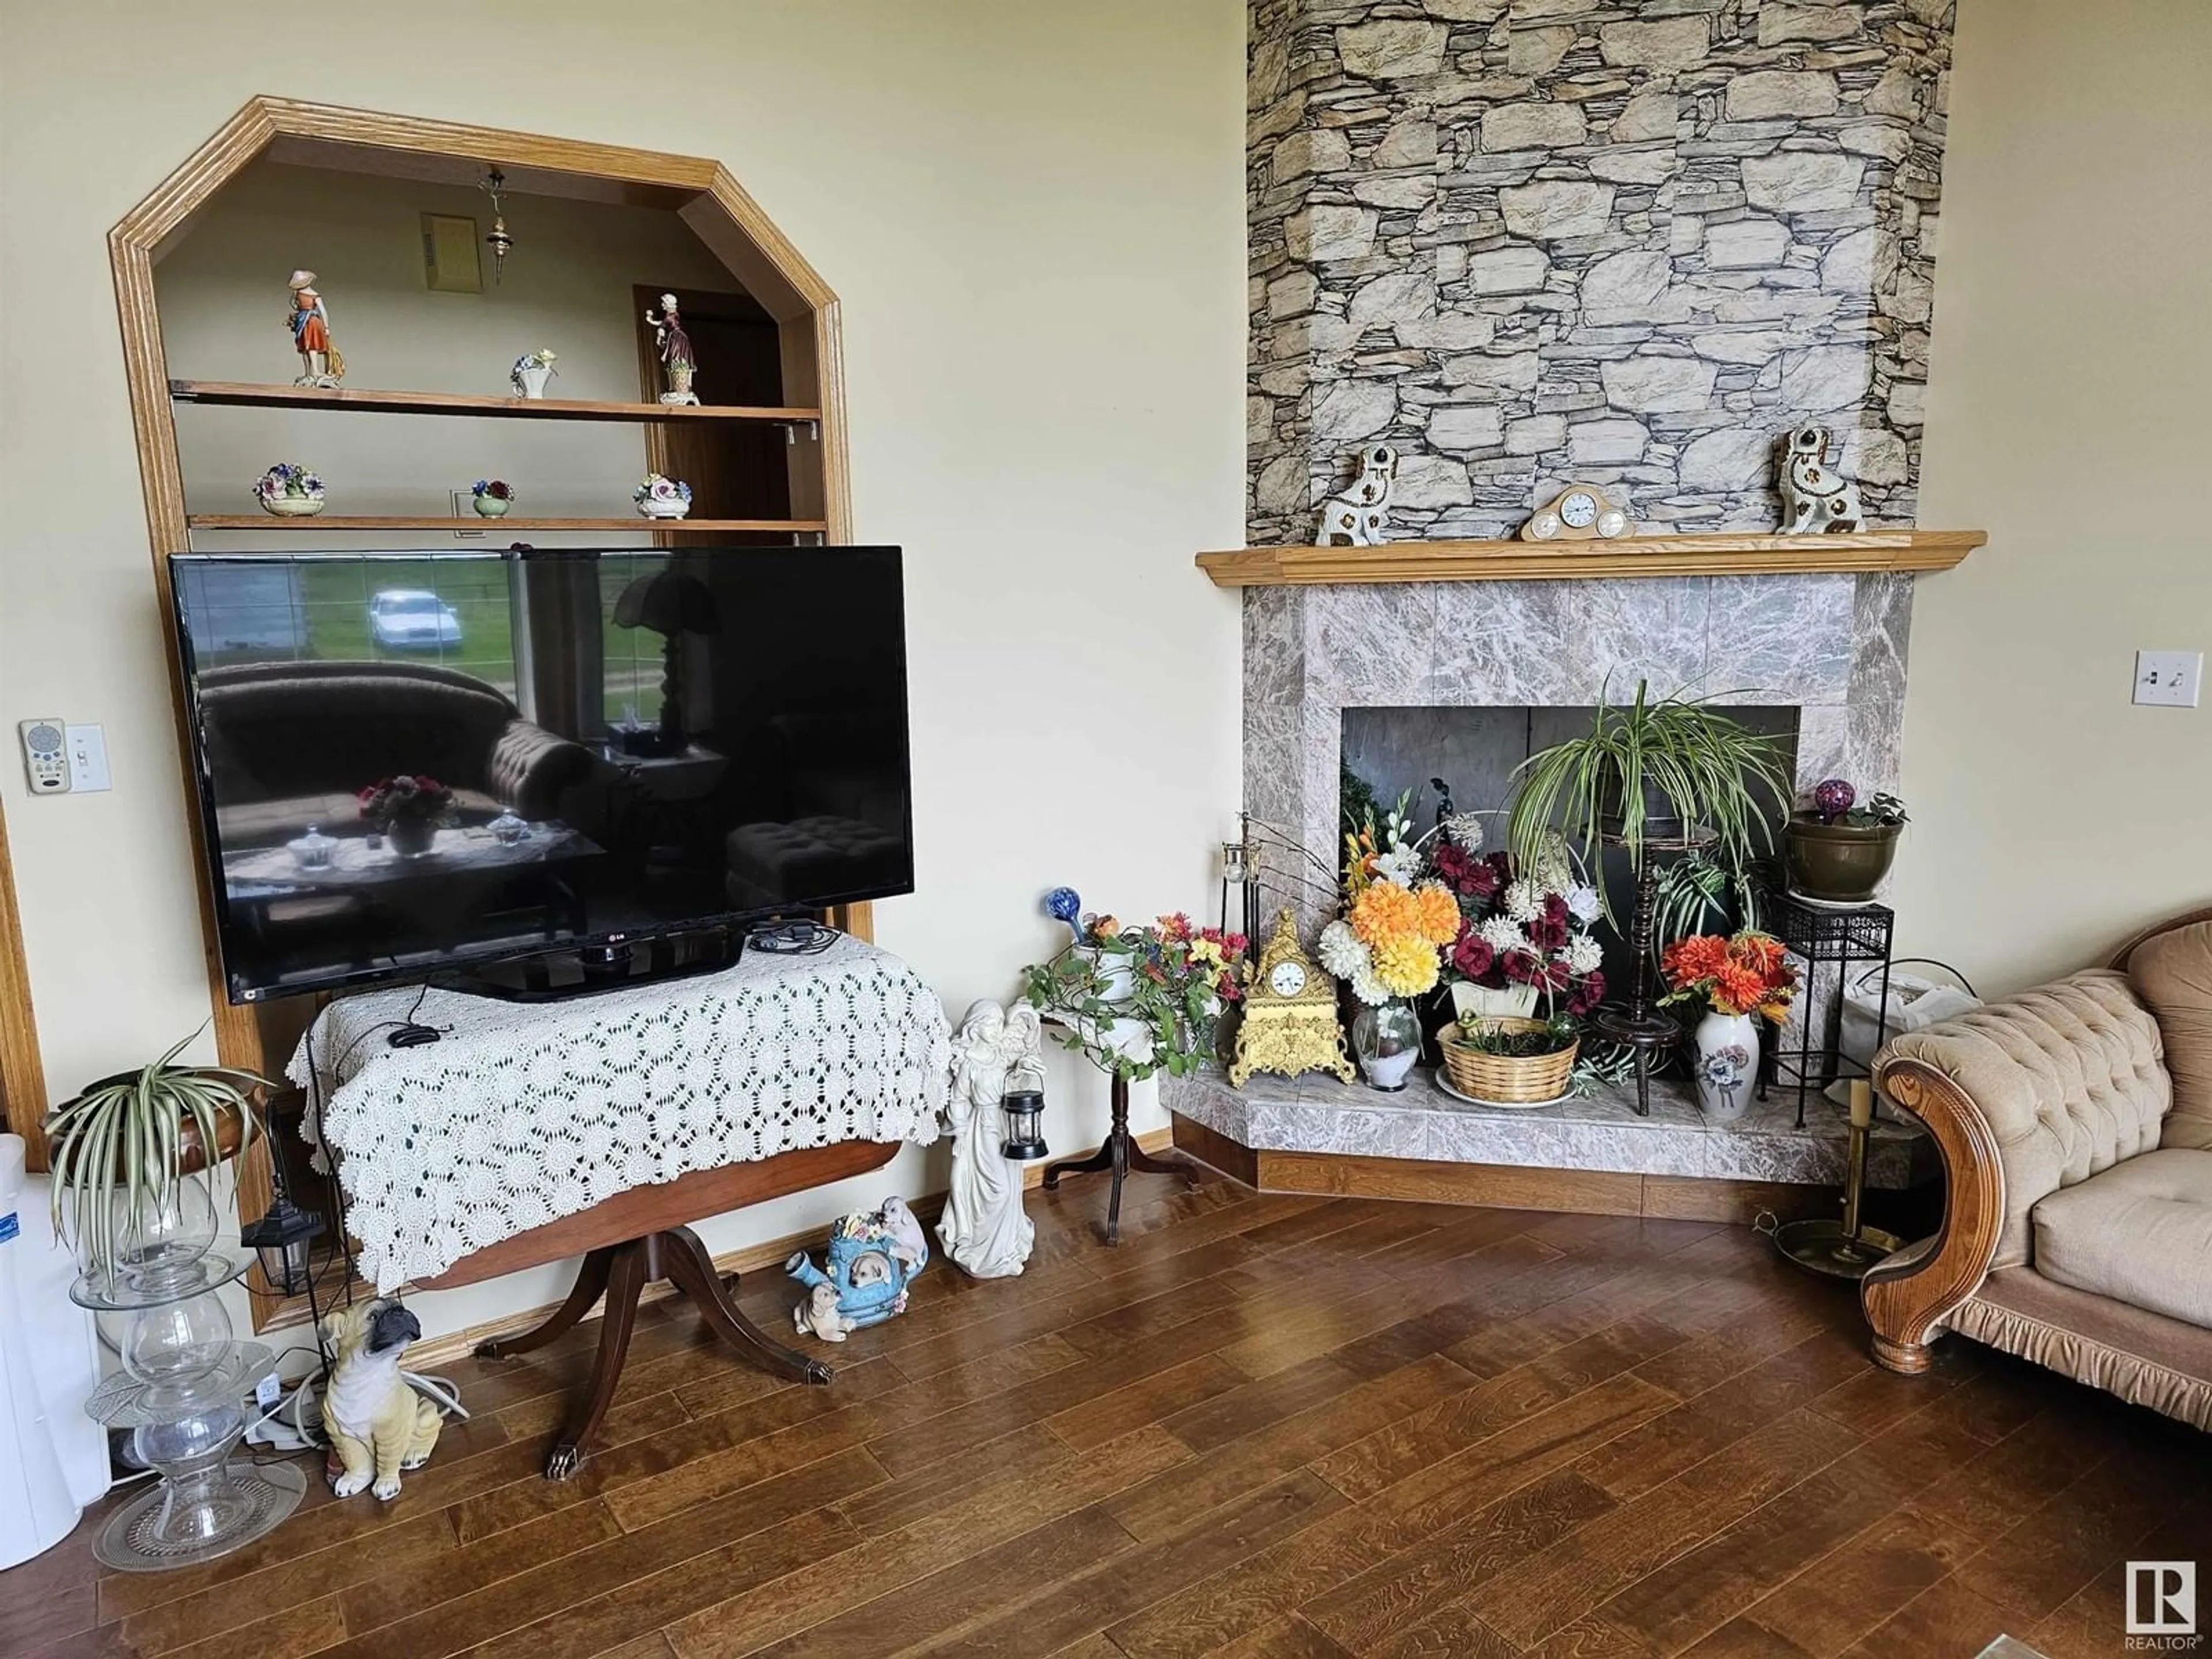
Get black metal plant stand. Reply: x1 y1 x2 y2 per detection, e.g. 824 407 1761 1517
1041 1072 1199 1245
1589 827 1714 1118
1757 891 1895 1127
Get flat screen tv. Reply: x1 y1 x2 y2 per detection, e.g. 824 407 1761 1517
169 546 913 1002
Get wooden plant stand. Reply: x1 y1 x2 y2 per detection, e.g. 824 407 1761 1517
1041 1071 1199 1245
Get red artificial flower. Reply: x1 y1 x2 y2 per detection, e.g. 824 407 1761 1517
1528 911 1569 952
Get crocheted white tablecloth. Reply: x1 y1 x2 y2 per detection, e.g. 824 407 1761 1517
289 937 948 1292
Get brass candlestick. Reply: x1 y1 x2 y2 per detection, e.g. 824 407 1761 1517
1769 1080 1904 1280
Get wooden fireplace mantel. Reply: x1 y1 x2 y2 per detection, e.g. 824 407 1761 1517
1195 529 1986 588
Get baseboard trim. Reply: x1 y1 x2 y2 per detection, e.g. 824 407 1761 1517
404 1126 1176 1370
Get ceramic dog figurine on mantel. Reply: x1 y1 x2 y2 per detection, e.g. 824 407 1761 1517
1315 444 1398 546
1778 425 1865 533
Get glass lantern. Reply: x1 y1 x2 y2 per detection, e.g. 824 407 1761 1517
1000 1089 1048 1161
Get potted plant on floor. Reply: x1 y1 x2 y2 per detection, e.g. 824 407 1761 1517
1506 680 1793 919
1783 779 1907 903
44 1033 267 1285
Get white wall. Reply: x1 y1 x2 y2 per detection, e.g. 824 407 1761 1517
1897 0 2212 993
0 0 1246 1341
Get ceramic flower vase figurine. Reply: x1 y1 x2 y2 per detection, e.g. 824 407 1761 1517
633 474 692 519
253 463 325 517
938 1000 1043 1279
285 271 343 387
509 349 558 399
1660 931 1799 1123
643 293 699 405
1350 1000 1421 1091
786 1196 929 1336
471 480 515 518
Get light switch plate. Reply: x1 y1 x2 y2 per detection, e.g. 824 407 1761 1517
2134 650 2203 709
65 724 111 792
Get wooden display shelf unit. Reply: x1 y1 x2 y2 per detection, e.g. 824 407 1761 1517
1196 529 1986 587
186 514 828 533
171 378 823 425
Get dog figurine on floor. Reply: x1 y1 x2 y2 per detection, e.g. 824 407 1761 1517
1315 444 1398 546
793 1281 857 1342
320 1298 441 1500
1778 425 1865 533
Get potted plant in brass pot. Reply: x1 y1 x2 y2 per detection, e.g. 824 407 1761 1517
1783 779 1907 904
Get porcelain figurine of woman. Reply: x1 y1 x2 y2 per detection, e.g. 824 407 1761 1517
938 999 1041 1279
644 291 699 404
286 271 343 387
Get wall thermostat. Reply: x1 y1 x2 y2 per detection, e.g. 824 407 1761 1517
19 719 70 793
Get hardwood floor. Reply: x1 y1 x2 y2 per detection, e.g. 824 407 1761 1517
10 1169 2206 1659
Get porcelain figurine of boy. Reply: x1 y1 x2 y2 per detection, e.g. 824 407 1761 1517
644 291 699 404
286 271 343 387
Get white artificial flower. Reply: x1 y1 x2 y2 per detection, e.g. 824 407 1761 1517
1443 812 1486 853
1566 884 1602 923
1503 879 1541 923
1567 934 1604 975
1478 916 1528 953
1317 919 1369 981
1349 960 1394 1006
1374 845 1423 887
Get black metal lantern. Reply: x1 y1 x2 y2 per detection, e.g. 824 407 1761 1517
241 1195 325 1297
1000 1089 1048 1162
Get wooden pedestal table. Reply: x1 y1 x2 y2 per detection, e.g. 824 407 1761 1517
1041 1071 1198 1245
420 1136 897 1479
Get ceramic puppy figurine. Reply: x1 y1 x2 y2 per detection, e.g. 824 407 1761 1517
793 1281 856 1342
320 1298 441 1500
1315 444 1399 546
1778 425 1865 533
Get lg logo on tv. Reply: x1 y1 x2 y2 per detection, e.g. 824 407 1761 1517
2128 1561 2202 1650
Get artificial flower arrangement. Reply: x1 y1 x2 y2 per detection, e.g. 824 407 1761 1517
252 461 325 516
470 478 516 517
1316 795 1460 1005
1022 887 1246 1082
1658 931 1798 1020
357 774 456 831
510 348 559 393
1432 824 1608 1024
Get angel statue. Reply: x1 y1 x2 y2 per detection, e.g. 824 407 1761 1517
285 270 343 387
643 291 699 405
938 999 1043 1278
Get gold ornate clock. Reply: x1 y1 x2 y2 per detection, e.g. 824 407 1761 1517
1229 908 1355 1088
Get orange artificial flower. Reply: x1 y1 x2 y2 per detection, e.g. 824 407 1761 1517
1662 934 1729 984
1411 881 1461 947
1732 933 1787 974
1710 963 1770 1016
1350 880 1422 949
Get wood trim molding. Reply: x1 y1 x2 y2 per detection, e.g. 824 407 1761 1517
1860 1056 2007 1374
109 96 854 1328
1195 529 1986 588
0 801 48 1166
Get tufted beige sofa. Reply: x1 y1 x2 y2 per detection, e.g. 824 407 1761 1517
1861 910 2212 1429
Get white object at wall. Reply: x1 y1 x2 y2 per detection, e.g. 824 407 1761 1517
2133 651 2203 709
938 1001 1042 1279
0 1134 110 1568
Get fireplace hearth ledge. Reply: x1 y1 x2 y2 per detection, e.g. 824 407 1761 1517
1163 1063 1929 1190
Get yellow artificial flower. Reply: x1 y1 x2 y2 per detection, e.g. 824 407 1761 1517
1372 932 1441 998
1188 937 1227 972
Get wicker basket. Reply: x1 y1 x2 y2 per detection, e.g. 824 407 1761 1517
1438 1016 1578 1104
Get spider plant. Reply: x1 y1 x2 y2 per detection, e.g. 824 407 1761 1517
1651 851 1764 968
1508 680 1791 922
43 1032 267 1279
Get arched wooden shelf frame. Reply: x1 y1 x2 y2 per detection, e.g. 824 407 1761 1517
110 97 861 1327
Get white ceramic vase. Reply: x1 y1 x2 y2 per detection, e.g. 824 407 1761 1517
1075 956 1154 1069
1692 1009 1759 1123
513 363 554 399
1451 982 1539 1021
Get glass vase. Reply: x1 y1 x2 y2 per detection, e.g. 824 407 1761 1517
1351 999 1421 1092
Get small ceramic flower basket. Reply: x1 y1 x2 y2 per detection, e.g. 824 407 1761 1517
634 474 693 520
253 463 325 517
1439 1017 1578 1105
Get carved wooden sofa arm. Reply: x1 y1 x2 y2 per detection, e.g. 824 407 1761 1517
1860 1055 2007 1373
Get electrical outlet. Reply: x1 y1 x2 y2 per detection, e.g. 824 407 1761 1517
2134 650 2203 709
65 724 111 792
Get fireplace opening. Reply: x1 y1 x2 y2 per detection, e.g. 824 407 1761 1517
1341 704 1801 994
